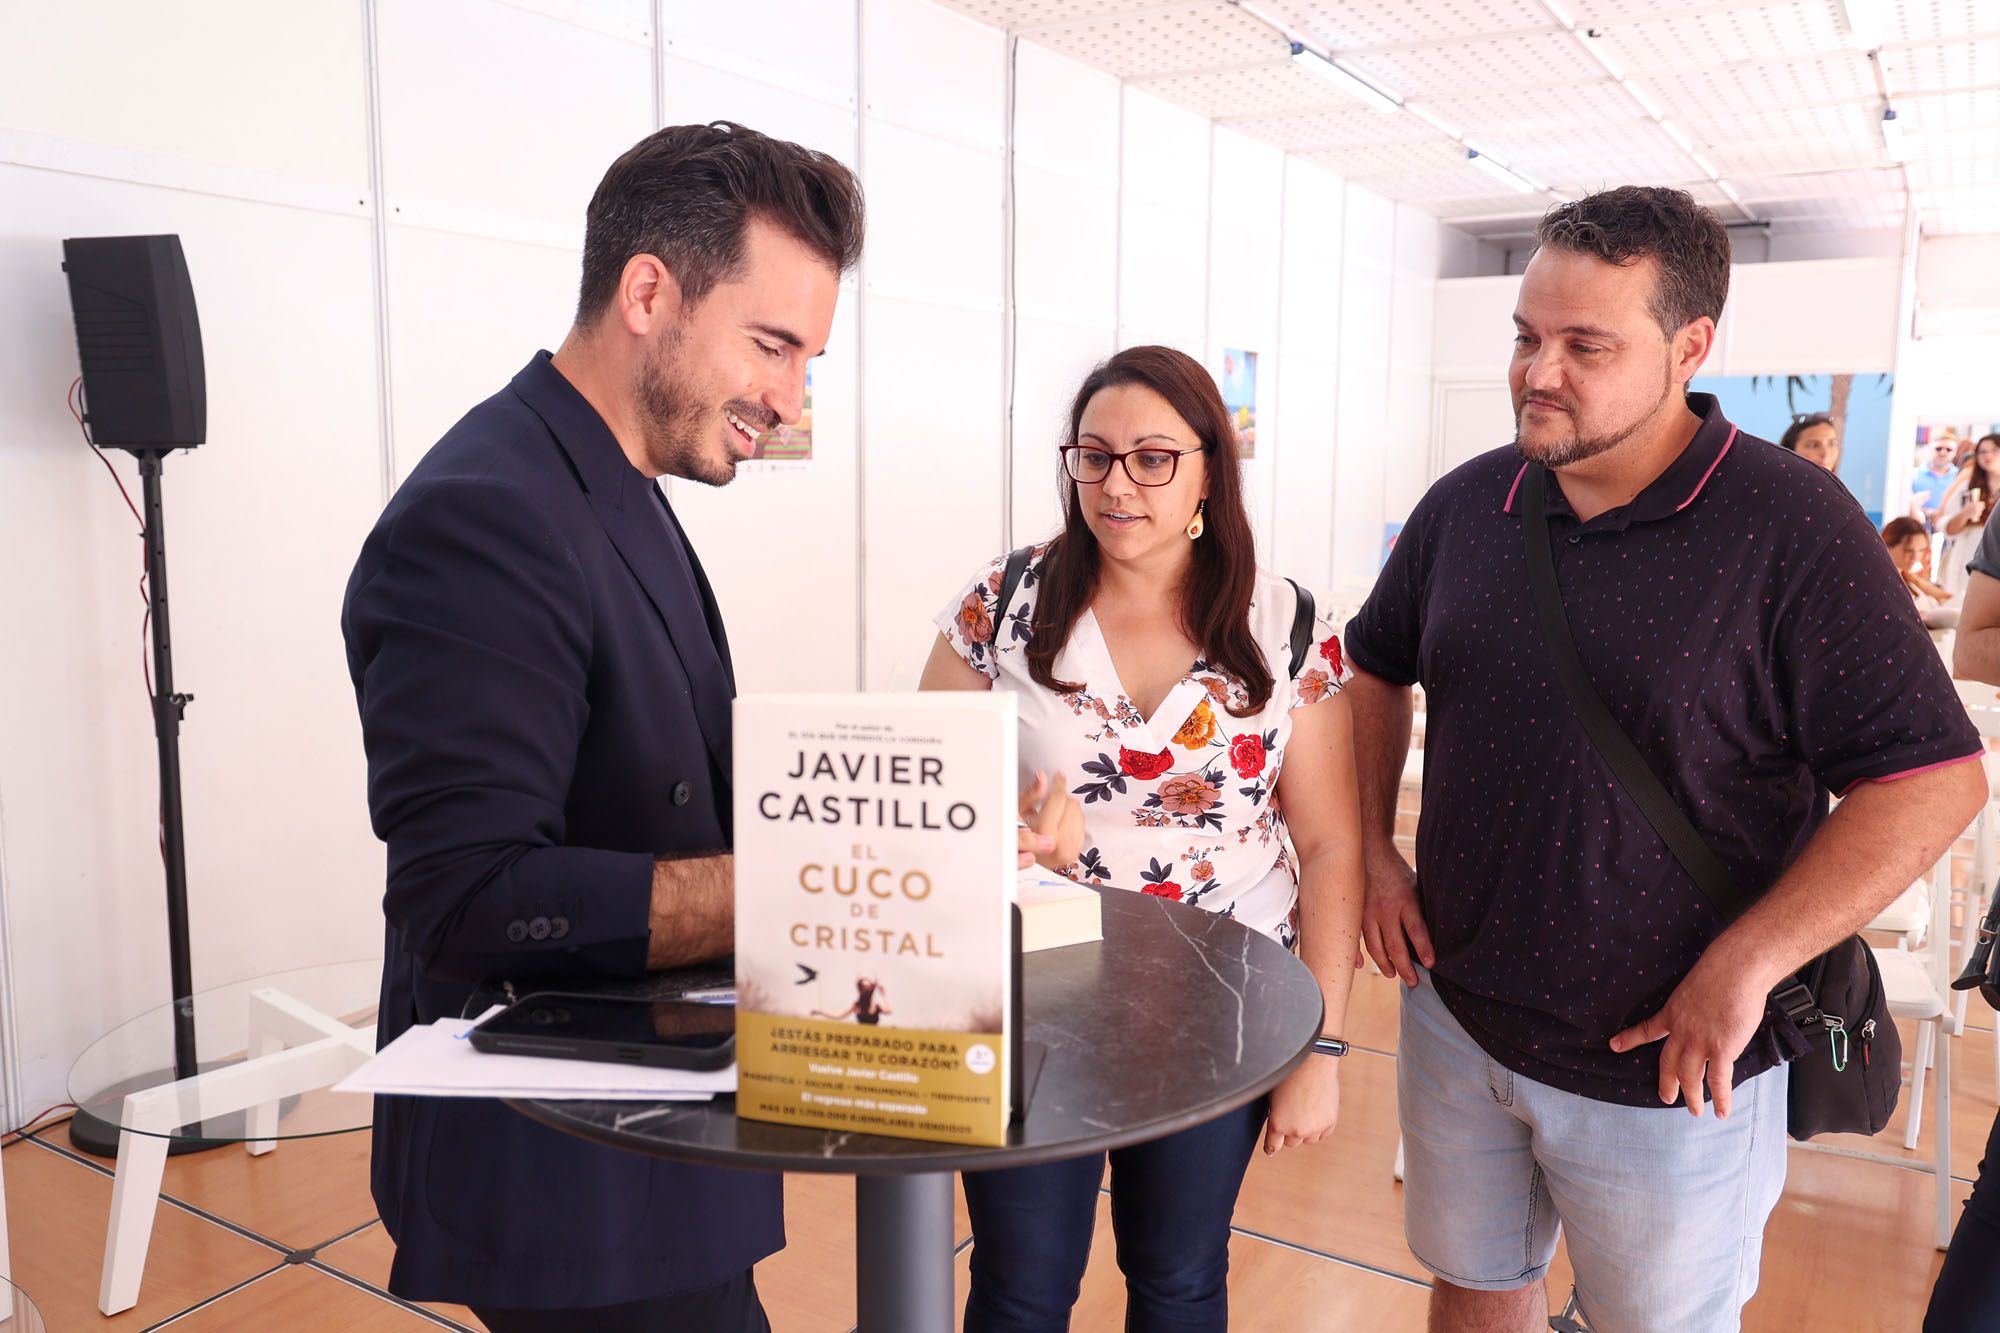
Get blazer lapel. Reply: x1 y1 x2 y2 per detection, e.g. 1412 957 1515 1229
510 353 735 786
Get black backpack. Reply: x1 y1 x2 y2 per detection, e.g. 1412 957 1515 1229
992 545 1319 680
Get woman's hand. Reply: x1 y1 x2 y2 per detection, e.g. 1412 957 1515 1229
1019 770 1085 870
1263 1054 1341 1155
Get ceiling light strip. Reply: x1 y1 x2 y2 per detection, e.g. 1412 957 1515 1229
1465 148 1540 195
1287 41 1400 113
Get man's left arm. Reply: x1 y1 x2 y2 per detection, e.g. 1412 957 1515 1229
1613 510 1987 1117
1612 761 1985 1117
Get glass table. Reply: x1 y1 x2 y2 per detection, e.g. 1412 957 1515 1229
65 961 380 1315
0 1278 47 1333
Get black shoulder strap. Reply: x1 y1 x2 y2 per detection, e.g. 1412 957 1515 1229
994 545 1035 635
1521 465 1750 922
1285 578 1316 680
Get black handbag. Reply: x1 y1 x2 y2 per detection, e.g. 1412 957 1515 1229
1521 464 1901 1140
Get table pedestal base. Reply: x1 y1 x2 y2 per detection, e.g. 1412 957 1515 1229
855 1171 955 1333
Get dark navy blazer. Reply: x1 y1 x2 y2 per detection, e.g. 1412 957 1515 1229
341 352 781 1308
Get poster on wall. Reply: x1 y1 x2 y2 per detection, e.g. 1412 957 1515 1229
1219 349 1257 460
746 362 814 469
1688 371 1893 524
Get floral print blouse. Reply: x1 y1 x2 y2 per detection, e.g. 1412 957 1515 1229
934 546 1350 946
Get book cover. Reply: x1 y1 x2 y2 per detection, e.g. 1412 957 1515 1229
733 692 1017 1146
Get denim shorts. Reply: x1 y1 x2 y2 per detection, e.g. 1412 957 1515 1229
1398 969 1788 1332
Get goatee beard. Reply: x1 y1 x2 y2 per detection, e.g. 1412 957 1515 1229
1512 374 1674 470
634 325 738 488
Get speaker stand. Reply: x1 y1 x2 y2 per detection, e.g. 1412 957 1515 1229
72 451 222 1160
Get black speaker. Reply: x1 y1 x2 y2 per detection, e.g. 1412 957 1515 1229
61 234 206 451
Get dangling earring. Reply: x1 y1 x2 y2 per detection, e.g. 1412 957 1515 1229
1186 500 1207 540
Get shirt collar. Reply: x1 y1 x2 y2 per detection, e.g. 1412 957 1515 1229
1502 392 1739 529
508 349 651 509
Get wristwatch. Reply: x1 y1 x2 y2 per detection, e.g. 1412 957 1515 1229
1311 1035 1350 1057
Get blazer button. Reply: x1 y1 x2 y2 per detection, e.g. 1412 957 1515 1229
528 916 552 941
550 916 570 940
506 919 528 943
672 781 693 806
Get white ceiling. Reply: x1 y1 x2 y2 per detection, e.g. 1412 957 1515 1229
931 0 2000 240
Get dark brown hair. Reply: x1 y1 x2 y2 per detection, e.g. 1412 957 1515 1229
1779 413 1835 451
1535 186 1732 336
1026 346 1270 717
1963 434 2000 503
576 121 864 323
1882 516 1926 548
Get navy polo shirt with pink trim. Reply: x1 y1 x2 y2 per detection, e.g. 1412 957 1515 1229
1346 393 1982 1106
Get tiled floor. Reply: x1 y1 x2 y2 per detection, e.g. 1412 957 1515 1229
6 969 1983 1331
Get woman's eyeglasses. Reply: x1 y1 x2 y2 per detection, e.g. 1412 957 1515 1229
1060 444 1203 487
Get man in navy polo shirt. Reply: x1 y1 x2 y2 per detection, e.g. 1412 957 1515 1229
1346 186 1985 1332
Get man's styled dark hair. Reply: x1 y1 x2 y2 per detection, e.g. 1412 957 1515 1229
576 121 864 324
1535 186 1732 336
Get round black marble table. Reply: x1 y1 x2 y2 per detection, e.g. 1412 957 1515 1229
511 889 1324 1333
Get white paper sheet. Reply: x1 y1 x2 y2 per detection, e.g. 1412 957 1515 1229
333 1012 735 1100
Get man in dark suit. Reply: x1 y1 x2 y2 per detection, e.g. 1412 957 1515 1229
341 123 862 1332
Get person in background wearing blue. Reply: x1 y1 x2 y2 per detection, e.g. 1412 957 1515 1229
1915 435 1961 531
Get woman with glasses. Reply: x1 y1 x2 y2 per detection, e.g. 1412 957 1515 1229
918 345 1364 1332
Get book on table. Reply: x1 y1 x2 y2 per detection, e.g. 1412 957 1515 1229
733 691 1017 1146
1016 865 1102 953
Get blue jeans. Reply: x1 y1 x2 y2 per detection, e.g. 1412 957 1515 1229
960 1098 1267 1332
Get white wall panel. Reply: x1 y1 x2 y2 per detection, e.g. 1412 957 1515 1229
1432 275 1518 381
663 0 857 107
862 0 1004 150
862 120 1003 308
1280 160 1345 362
1014 44 1120 181
1010 319 1114 546
1208 130 1284 564
1272 158 1345 597
1333 185 1398 594
675 301 863 693
1121 87 1211 209
1119 198 1208 352
1721 258 1900 374
386 226 580 481
862 298 1004 690
660 57 858 165
377 0 653 235
0 168 383 1111
1271 358 1339 601
1015 164 1117 324
1387 208 1440 518
0 1 369 190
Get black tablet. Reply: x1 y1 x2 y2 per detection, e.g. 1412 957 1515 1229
469 991 736 1071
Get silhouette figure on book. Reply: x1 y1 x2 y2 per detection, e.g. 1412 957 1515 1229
814 976 891 1026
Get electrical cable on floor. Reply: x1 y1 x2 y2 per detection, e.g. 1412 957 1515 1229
1 1102 78 1148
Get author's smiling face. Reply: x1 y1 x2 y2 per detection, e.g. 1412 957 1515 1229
1072 383 1207 562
